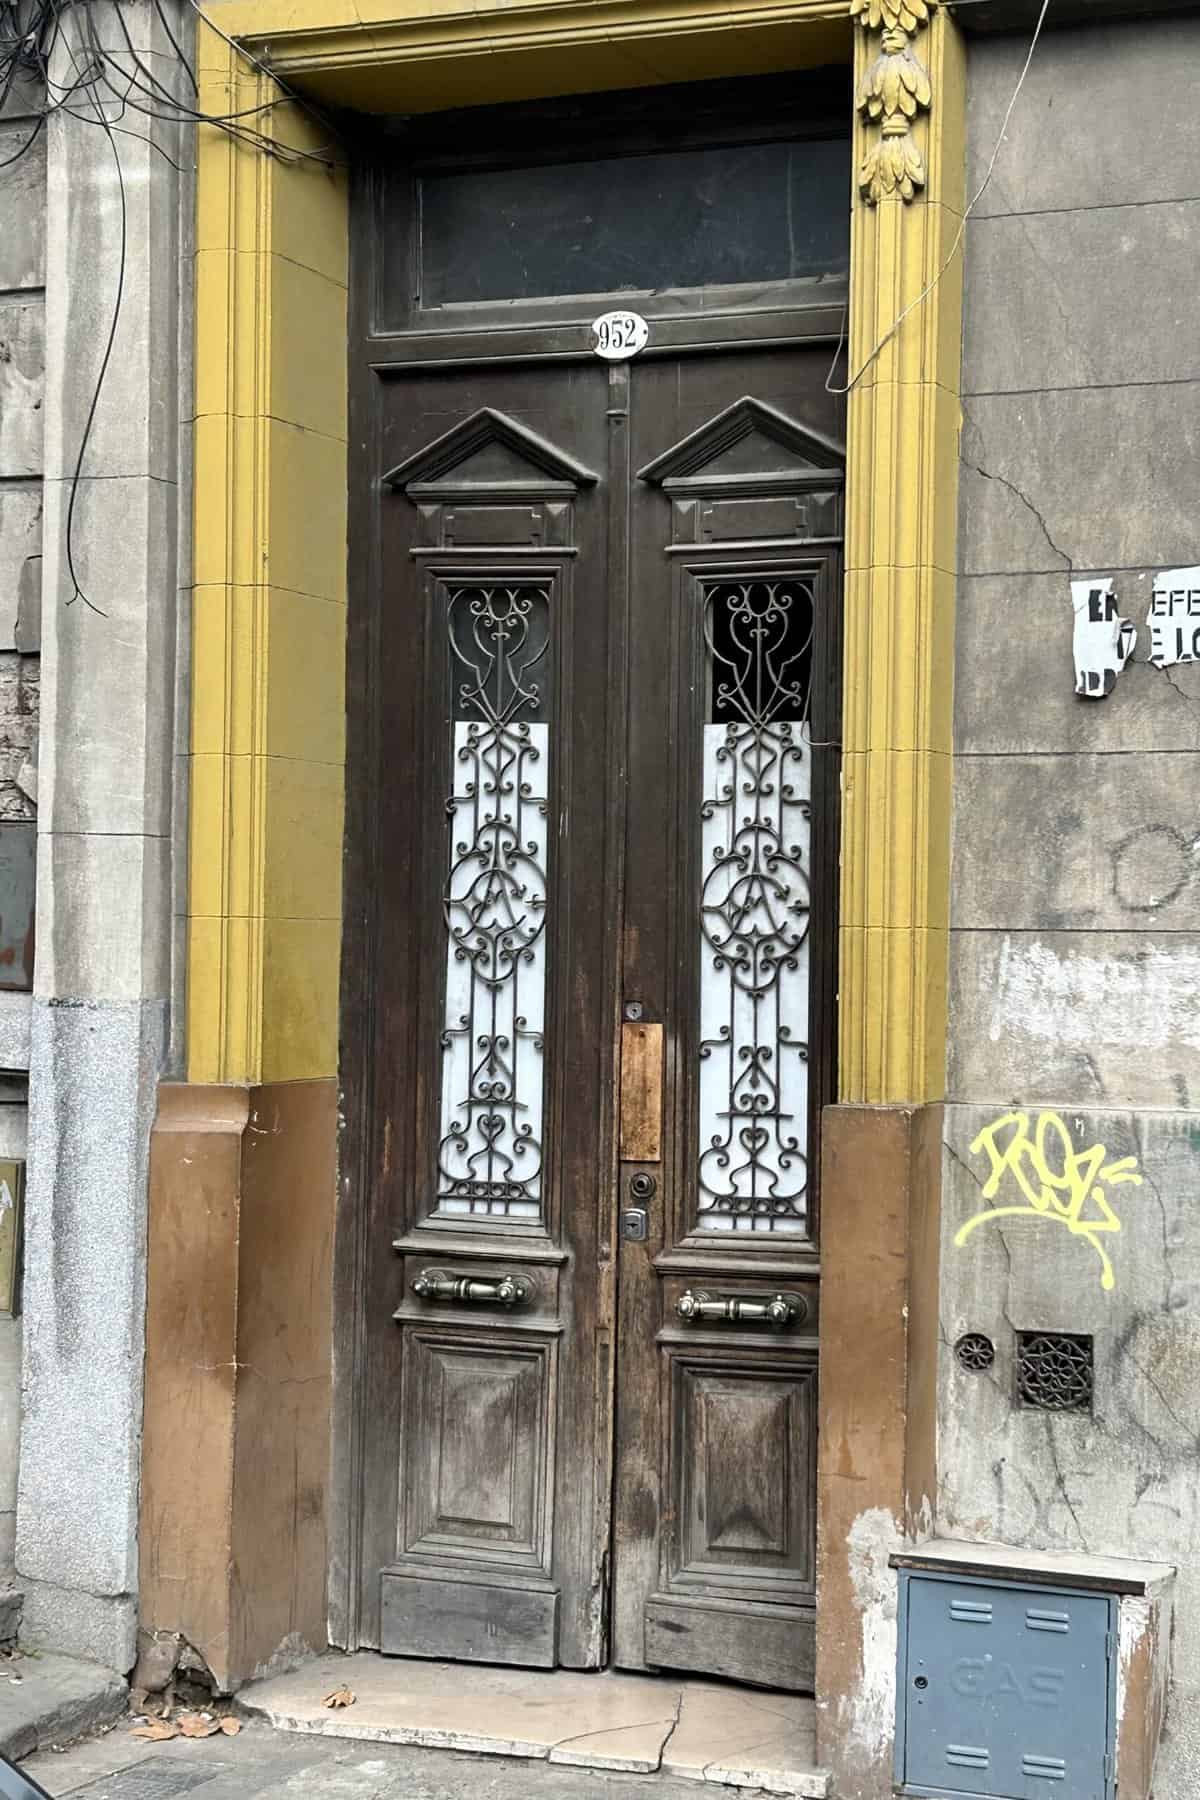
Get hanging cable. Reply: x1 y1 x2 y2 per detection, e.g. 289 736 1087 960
827 0 1052 397
0 0 343 612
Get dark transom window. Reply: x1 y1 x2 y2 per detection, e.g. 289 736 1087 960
419 137 850 307
378 72 852 326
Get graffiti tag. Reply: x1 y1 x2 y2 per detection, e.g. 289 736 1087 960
955 1110 1141 1292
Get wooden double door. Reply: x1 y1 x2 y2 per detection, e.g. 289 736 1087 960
346 91 847 1692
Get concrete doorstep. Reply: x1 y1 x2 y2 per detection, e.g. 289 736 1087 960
240 1652 831 1797
0 1648 127 1761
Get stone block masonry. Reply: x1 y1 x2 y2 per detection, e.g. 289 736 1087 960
12 0 192 1671
946 16 1200 1796
0 34 43 1589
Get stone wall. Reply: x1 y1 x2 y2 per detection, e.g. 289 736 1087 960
10 0 191 1668
0 55 43 1579
944 17 1200 1795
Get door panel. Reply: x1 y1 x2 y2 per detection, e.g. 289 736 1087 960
400 1331 554 1565
356 365 620 1668
612 352 842 1688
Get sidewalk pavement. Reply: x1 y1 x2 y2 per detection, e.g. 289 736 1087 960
21 1716 776 1800
1 1654 126 1761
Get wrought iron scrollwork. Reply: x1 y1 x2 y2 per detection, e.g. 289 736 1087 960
436 583 551 1219
697 578 814 1234
955 1332 996 1373
1016 1331 1094 1412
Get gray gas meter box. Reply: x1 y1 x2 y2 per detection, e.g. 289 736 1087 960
895 1567 1116 1799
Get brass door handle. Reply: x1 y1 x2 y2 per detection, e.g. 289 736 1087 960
676 1289 805 1330
412 1271 530 1308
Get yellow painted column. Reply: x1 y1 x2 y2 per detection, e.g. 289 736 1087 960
189 32 350 1083
840 0 966 1104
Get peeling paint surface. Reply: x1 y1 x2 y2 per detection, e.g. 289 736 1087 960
1117 1594 1151 1729
839 1508 901 1762
989 936 1200 1051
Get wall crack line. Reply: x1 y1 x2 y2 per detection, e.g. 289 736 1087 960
961 454 1073 572
1043 1420 1086 1549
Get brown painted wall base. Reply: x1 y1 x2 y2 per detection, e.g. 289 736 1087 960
142 1082 940 1728
140 1080 336 1691
814 1103 942 1800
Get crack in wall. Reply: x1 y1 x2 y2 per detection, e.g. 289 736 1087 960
1154 662 1200 707
962 455 1074 572
1043 1419 1086 1549
1121 1347 1200 1455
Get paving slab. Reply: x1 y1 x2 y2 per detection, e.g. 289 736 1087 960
22 1723 332 1795
24 1719 806 1800
239 1651 829 1796
0 1652 126 1759
664 1682 824 1796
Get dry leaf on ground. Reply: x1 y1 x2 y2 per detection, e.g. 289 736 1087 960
178 1714 222 1739
322 1686 356 1709
219 1717 242 1736
131 1721 179 1742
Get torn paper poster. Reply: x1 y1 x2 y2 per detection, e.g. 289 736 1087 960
1147 566 1200 668
1072 577 1137 699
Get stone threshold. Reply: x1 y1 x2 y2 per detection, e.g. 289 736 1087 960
239 1652 829 1797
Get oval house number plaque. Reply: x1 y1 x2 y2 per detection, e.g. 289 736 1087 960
591 310 649 361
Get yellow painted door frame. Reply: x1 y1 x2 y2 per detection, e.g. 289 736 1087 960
188 0 964 1099
186 7 965 1781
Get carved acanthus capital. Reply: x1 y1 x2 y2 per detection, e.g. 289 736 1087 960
851 0 936 204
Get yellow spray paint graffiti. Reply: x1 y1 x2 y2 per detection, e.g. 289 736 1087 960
955 1111 1142 1292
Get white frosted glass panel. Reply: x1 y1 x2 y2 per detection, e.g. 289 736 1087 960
436 719 548 1220
697 719 810 1234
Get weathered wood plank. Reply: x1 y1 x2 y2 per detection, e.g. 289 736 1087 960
645 1596 815 1691
381 1573 559 1668
620 1022 664 1163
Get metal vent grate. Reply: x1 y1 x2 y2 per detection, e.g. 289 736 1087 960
1016 1331 1093 1411
71 1760 233 1800
955 1332 995 1372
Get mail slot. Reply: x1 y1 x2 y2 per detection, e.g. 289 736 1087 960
895 1568 1116 1799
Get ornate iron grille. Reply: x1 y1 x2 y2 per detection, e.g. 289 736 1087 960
435 583 551 1219
955 1332 995 1373
696 577 814 1234
1016 1331 1094 1412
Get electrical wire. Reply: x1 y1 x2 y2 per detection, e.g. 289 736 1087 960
826 0 1053 396
63 73 125 615
0 0 342 612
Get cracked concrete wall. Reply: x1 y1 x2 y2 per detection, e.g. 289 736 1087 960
943 16 1200 1795
0 57 43 1583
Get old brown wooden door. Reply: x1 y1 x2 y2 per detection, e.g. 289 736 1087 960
345 77 848 1692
